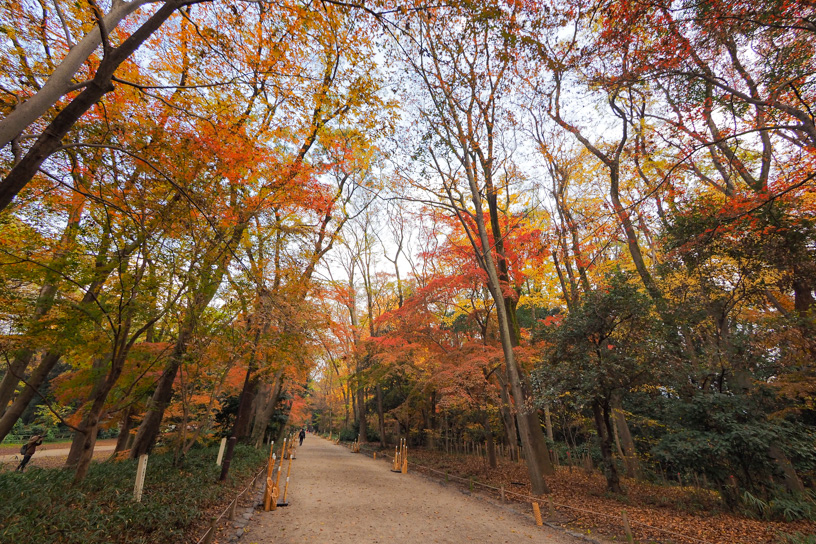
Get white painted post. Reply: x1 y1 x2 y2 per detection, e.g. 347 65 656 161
134 454 148 502
216 437 227 466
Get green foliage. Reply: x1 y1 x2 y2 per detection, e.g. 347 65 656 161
779 531 816 544
0 444 265 544
650 392 816 516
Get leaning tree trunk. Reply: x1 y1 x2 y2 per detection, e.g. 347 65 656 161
0 350 62 442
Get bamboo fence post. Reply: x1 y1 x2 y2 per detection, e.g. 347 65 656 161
263 453 277 511
280 451 294 504
401 445 408 474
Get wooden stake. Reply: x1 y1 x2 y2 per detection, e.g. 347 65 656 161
548 496 555 520
532 502 543 526
133 454 148 503
216 437 227 466
401 445 408 474
202 519 217 544
500 485 505 502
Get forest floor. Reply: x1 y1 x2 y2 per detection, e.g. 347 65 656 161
239 435 583 544
402 447 816 544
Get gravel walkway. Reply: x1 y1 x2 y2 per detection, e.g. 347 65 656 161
243 435 583 544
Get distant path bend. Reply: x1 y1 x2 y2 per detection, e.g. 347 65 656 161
246 435 582 543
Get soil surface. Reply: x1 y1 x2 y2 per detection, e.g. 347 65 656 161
243 436 583 544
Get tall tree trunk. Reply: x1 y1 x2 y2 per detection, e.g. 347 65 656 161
376 384 386 448
496 374 518 460
483 411 497 469
610 392 640 478
357 384 367 442
0 350 61 442
593 398 622 494
113 405 133 454
251 370 284 447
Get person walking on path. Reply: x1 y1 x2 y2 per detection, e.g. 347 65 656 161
16 435 44 471
299 428 306 446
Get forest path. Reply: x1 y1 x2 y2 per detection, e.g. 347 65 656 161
244 435 582 544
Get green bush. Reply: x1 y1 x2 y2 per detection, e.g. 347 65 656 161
0 444 266 544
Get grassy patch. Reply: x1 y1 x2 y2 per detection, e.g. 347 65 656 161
0 444 265 544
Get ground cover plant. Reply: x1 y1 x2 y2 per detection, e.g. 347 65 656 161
0 444 265 544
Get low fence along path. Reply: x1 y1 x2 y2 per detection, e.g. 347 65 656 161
246 436 582 543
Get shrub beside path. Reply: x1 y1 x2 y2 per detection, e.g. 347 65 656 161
244 435 584 544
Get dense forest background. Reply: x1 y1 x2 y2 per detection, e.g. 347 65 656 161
1 0 814 521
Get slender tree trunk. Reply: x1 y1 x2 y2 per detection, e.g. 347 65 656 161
0 350 61 442
610 392 640 478
376 384 386 447
357 384 367 442
483 411 497 469
593 398 622 493
113 405 133 454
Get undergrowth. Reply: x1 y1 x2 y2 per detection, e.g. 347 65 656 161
0 444 265 544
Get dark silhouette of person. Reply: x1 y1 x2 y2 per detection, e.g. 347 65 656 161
299 428 306 446
17 435 44 471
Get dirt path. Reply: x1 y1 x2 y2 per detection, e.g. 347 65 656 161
0 439 118 469
245 436 584 544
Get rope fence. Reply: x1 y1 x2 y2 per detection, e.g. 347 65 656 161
341 440 714 544
195 465 267 544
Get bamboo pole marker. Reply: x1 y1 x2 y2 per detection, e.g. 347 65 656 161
373 452 376 460
278 451 294 506
263 453 277 511
622 510 634 543
269 479 279 512
133 454 148 502
216 437 227 466
532 502 543 526
401 445 408 474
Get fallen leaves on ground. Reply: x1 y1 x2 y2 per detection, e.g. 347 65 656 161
407 449 816 544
